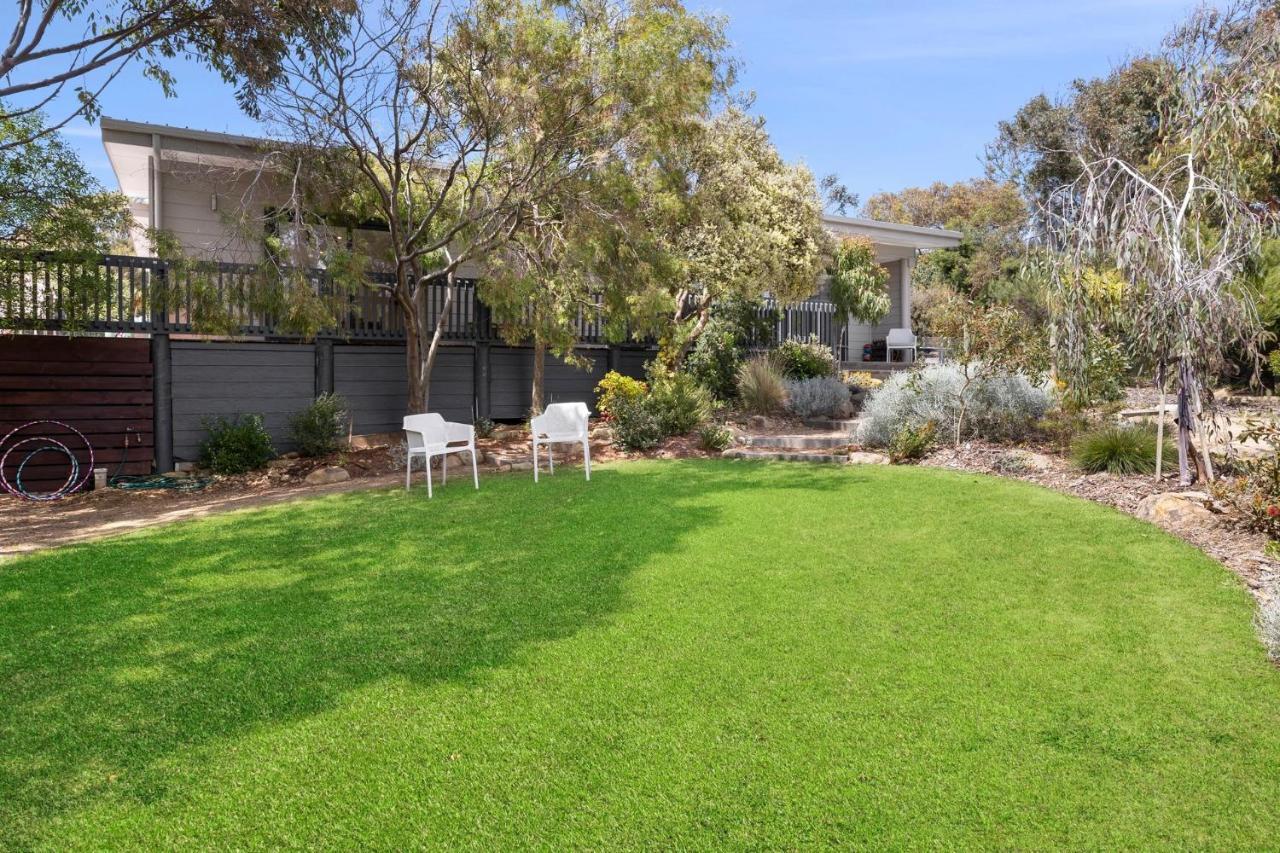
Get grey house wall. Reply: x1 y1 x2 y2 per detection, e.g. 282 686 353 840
167 340 650 462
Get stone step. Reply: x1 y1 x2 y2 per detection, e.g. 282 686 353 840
800 418 861 432
722 448 850 464
745 433 852 449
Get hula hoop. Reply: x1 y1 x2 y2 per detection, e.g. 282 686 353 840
7 439 79 502
0 420 94 500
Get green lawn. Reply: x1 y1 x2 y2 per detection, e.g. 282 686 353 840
2 460 1279 849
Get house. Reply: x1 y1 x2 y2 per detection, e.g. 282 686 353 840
100 117 963 361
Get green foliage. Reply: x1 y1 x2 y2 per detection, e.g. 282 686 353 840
887 421 937 464
287 394 349 458
862 178 1030 304
772 335 836 380
647 372 711 436
608 396 665 451
474 417 496 439
637 108 831 369
199 415 276 475
1071 424 1171 475
736 356 787 415
697 423 733 453
595 371 649 421
829 236 890 325
684 300 774 401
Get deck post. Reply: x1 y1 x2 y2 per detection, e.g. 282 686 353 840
151 332 174 473
474 342 491 420
315 337 335 397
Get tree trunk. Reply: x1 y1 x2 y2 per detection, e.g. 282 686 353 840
1154 363 1166 483
416 270 456 413
1177 362 1193 487
531 340 546 415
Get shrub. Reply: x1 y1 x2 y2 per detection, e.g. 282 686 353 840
887 421 937 464
287 393 348 457
784 376 850 419
860 364 1050 446
772 335 836 379
1071 424 1172 475
1209 419 1280 540
199 414 275 474
698 423 734 453
648 372 711 435
473 417 496 439
737 356 787 415
609 396 664 451
595 371 648 420
842 370 882 392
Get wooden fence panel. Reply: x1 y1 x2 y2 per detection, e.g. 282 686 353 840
0 335 153 490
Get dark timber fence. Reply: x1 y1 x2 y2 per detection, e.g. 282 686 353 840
2 253 842 476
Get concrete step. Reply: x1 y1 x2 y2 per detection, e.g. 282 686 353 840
723 448 849 464
745 433 852 449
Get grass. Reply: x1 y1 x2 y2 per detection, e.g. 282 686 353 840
2 460 1279 848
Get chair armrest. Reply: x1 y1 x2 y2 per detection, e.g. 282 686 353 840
530 414 548 436
445 421 474 443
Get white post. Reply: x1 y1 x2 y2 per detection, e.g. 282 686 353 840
150 133 164 249
901 254 914 328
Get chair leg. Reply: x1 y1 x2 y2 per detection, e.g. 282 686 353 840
533 438 539 483
548 444 554 474
426 454 433 499
471 447 479 489
583 439 591 481
406 454 412 491
442 452 447 485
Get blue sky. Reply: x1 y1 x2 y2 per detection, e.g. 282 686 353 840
55 0 1199 204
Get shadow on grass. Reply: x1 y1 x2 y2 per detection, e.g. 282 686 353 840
0 459 847 839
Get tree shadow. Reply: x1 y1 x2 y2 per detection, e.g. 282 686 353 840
0 459 846 840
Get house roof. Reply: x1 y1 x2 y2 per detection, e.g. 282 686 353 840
100 117 966 256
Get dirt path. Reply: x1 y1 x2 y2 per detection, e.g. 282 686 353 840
0 473 405 558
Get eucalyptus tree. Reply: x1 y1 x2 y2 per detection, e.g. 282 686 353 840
1042 1 1279 485
245 0 725 412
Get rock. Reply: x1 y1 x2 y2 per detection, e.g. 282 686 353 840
281 451 301 460
848 451 890 465
747 415 772 431
1136 492 1214 528
508 461 534 472
163 469 192 479
305 466 350 486
267 458 294 470
174 461 199 473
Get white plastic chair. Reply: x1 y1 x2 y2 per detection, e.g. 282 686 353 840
886 328 917 363
403 413 478 498
530 402 591 483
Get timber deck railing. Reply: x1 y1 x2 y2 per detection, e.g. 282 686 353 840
1 252 843 353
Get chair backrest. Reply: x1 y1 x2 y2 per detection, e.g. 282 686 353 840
886 328 916 347
403 413 448 449
535 402 589 436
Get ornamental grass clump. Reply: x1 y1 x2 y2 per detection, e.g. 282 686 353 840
737 356 787 415
1071 424 1172 475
